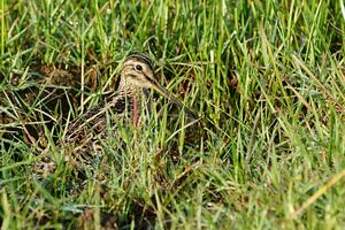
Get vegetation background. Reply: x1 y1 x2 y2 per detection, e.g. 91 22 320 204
1 0 345 229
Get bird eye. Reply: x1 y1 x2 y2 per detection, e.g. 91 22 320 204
135 65 143 71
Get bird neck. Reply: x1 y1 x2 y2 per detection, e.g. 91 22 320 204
116 77 143 126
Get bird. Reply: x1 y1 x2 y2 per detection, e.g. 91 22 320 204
58 52 199 168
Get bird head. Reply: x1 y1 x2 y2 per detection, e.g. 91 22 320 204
121 53 156 89
120 53 199 120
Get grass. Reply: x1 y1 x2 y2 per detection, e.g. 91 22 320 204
1 0 345 229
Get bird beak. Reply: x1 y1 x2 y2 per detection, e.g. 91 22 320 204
149 77 199 120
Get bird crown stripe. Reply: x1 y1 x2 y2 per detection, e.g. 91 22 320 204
126 53 154 69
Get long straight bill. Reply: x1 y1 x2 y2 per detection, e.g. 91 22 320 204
151 79 199 120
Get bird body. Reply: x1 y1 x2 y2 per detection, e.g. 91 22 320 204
32 53 201 177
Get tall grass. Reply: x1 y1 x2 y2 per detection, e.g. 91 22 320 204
1 0 345 229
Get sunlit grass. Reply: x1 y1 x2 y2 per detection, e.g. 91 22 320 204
1 0 345 229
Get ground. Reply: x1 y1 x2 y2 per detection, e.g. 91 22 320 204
1 0 345 229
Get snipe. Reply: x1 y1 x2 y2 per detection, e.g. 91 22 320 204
61 53 198 164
